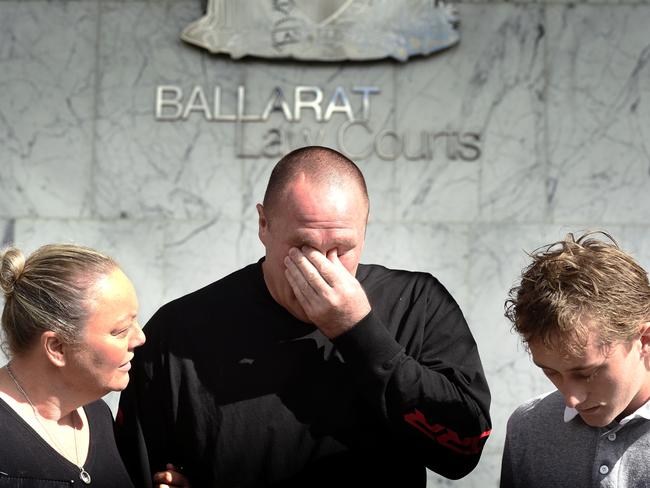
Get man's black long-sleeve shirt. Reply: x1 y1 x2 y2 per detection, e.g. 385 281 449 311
116 261 491 487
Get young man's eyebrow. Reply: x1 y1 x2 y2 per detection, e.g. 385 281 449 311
566 363 603 373
533 361 603 372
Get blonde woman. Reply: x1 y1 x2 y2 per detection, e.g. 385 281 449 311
0 244 182 487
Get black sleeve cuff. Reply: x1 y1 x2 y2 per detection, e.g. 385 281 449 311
332 310 404 374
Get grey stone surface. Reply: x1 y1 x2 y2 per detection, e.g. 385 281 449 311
1 1 650 485
0 1 97 218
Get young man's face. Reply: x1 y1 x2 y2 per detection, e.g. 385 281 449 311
529 323 650 427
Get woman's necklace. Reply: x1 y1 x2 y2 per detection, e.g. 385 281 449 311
5 363 92 485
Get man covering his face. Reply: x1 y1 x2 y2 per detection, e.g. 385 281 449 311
116 146 491 487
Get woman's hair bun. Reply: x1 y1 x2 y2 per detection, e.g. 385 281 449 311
0 247 26 297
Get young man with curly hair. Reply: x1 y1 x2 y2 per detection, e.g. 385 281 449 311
502 232 650 488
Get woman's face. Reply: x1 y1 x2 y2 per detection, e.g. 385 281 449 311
65 268 145 396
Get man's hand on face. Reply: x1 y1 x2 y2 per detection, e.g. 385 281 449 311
284 246 371 338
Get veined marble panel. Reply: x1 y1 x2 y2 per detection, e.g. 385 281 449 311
463 223 579 481
95 1 243 220
237 60 397 222
363 221 470 309
547 5 650 224
613 225 650 270
1 219 14 247
162 217 262 303
395 4 545 223
0 1 97 218
13 218 165 324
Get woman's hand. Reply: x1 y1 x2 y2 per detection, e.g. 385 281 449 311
153 463 191 488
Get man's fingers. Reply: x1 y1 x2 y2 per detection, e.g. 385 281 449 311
153 472 172 483
299 246 346 287
303 246 337 284
287 247 331 290
284 246 370 335
153 470 173 487
154 464 191 488
284 259 315 305
325 248 344 270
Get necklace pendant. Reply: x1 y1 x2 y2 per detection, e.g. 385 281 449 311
79 469 91 484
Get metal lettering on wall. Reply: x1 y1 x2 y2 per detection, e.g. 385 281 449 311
181 0 459 62
155 85 482 162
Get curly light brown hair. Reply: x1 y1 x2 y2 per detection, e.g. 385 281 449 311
505 231 650 356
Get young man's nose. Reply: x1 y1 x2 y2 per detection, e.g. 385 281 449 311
562 384 588 408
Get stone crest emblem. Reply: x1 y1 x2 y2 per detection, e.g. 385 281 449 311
181 0 459 62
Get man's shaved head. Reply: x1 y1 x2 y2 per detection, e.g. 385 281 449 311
262 146 369 220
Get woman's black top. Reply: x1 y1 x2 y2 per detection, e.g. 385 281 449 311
0 397 134 488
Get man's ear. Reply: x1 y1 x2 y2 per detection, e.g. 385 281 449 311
257 203 268 245
42 331 67 367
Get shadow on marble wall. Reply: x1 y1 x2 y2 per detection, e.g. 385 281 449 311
1 1 650 486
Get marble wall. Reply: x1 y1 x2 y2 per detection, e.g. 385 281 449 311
2 1 650 486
